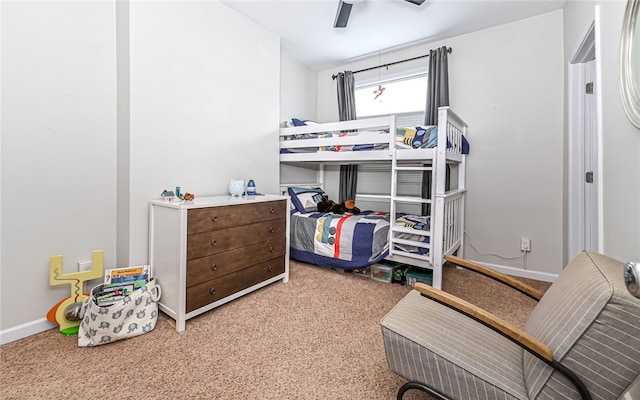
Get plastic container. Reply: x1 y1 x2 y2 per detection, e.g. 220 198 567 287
405 267 433 288
247 179 256 196
370 264 393 283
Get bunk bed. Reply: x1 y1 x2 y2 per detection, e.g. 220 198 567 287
279 106 468 290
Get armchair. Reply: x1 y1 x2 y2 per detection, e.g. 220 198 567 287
381 251 640 400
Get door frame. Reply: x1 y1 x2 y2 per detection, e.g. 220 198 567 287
568 19 604 261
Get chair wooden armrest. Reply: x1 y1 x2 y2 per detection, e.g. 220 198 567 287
444 254 544 301
413 282 591 399
413 282 553 362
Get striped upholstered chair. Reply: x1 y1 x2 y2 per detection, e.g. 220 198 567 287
381 251 640 400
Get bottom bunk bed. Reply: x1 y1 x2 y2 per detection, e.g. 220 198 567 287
285 185 465 289
289 210 433 269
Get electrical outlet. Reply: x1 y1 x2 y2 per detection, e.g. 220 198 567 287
77 260 92 272
520 238 531 252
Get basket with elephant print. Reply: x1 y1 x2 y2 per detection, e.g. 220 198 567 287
78 278 161 347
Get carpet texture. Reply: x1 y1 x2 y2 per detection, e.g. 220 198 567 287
0 261 550 400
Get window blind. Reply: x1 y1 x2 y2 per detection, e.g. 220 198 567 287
395 111 426 128
357 164 424 197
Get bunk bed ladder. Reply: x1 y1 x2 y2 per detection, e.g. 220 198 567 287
388 150 434 272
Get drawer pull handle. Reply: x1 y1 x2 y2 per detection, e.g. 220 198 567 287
268 227 275 233
211 239 217 246
210 263 217 271
269 207 275 214
211 216 218 222
210 288 216 295
269 246 274 253
268 266 273 272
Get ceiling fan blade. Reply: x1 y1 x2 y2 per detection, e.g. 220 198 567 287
334 0 353 28
404 0 426 5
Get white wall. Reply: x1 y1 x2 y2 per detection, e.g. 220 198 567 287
563 1 640 264
126 1 280 266
280 52 317 123
116 0 131 268
279 52 321 193
1 0 281 343
1 1 117 338
317 11 566 277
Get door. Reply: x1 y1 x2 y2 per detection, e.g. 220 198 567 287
583 60 598 252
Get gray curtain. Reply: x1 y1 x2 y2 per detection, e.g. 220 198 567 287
424 46 450 125
336 71 358 201
422 47 450 214
336 71 357 121
339 165 358 201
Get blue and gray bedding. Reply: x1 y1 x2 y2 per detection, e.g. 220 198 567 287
281 119 469 154
289 210 432 269
395 126 470 154
290 210 390 269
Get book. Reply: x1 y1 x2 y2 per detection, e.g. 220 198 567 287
98 283 135 297
109 274 149 285
105 265 152 285
95 265 153 306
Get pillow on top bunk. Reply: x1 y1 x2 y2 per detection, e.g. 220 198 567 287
420 126 438 148
291 118 319 127
461 135 470 154
288 186 326 213
396 127 417 146
420 127 470 154
397 126 438 148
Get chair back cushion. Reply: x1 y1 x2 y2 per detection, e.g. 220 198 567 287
523 251 640 399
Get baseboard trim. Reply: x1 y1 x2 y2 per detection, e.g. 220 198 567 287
1 318 57 345
472 260 559 283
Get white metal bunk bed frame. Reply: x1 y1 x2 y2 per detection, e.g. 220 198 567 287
279 106 468 289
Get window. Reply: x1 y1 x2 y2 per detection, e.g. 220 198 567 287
355 74 427 119
354 73 429 212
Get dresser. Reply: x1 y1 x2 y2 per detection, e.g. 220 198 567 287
149 194 290 332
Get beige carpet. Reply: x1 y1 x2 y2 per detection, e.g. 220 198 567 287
0 261 549 400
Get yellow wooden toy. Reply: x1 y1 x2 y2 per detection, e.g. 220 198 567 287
48 250 104 335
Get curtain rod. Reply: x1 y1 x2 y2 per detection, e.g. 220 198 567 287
331 47 452 80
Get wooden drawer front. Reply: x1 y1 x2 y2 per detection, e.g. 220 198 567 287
187 200 286 234
187 219 285 260
186 257 285 313
186 237 286 287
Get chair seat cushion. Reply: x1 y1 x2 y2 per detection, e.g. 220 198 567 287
381 290 528 400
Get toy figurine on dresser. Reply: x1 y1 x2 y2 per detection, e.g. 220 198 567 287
228 179 245 196
247 179 256 196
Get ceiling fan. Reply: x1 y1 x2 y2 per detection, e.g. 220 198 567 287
334 0 426 28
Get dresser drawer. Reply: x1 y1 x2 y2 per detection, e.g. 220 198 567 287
187 219 285 260
186 257 285 312
186 237 286 287
187 200 286 234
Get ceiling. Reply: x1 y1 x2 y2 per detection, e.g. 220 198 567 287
221 0 566 71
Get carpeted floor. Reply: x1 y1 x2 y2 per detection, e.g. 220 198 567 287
0 261 550 400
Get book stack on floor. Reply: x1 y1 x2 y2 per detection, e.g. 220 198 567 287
95 265 152 307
